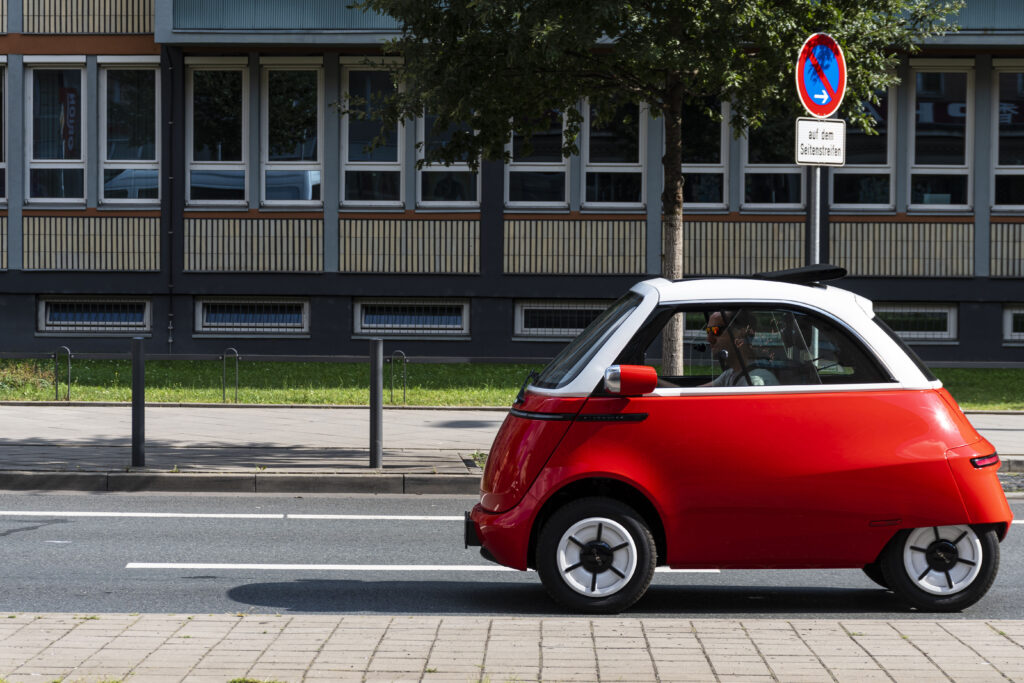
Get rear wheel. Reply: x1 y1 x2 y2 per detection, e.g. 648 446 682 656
536 497 656 614
881 525 999 612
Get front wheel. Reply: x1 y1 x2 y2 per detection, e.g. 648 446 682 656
880 525 999 612
535 497 656 614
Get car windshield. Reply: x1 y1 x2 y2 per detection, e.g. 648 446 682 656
533 292 643 390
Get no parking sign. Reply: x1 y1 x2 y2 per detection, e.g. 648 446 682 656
795 33 846 119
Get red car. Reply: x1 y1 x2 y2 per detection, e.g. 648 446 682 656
465 266 1012 613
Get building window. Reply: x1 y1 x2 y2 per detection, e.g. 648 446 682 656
354 299 470 337
1005 306 1024 342
584 101 644 207
831 89 894 209
680 99 727 208
743 116 803 209
909 63 973 210
0 65 6 201
506 111 568 207
875 304 957 342
37 297 151 335
28 65 85 202
100 63 159 203
195 298 310 336
417 115 479 206
514 300 609 339
342 66 402 206
187 62 248 204
262 63 322 205
994 66 1024 208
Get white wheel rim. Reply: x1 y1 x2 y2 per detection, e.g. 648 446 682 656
556 517 637 597
902 525 983 595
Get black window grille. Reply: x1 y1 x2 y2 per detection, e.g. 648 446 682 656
515 301 610 338
356 300 468 336
196 299 308 335
39 298 150 334
875 304 956 341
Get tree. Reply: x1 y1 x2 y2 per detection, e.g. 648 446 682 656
352 0 962 373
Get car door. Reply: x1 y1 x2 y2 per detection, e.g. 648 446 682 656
580 304 968 568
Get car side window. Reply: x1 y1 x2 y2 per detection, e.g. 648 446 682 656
626 305 893 388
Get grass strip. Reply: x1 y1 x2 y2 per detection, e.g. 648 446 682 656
0 359 1021 410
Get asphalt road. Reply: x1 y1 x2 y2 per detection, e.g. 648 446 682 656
0 492 1021 619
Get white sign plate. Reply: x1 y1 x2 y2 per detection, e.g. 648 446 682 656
795 117 846 166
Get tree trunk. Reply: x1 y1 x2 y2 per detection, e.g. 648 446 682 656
660 85 685 376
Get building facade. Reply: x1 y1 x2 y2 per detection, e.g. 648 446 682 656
0 0 1021 364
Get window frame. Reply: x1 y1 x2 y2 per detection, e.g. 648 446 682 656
679 100 729 211
340 60 404 208
185 57 249 208
194 297 311 338
629 302 896 395
353 298 471 339
581 100 647 210
26 58 87 205
1004 305 1024 343
416 115 480 208
36 296 152 337
98 56 160 206
514 299 611 340
740 123 805 211
0 58 6 203
991 59 1024 211
260 58 324 208
504 112 570 209
830 86 896 211
908 59 974 213
874 303 958 343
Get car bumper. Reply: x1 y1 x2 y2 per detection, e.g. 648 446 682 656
465 502 534 570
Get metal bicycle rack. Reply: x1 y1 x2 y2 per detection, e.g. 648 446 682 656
386 350 408 404
220 348 241 403
52 346 72 401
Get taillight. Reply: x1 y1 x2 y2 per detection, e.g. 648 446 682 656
970 453 1000 468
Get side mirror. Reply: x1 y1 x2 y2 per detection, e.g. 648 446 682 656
604 365 658 396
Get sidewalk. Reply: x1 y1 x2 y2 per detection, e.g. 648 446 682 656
0 403 1022 495
2 612 1024 682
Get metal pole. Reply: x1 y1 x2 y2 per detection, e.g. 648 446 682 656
369 339 383 469
810 166 821 265
131 337 145 467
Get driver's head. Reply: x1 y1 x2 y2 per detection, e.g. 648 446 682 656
707 310 756 355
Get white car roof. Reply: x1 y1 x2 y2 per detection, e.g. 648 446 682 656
535 276 939 397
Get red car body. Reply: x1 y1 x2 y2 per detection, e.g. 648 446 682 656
471 388 1010 570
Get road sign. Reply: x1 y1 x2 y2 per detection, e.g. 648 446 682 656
796 33 846 119
795 117 845 166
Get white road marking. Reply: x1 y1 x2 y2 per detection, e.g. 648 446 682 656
1012 520 1023 524
0 511 284 519
126 562 719 573
288 514 464 521
0 511 463 521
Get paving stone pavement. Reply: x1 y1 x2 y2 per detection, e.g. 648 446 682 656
1 613 1024 682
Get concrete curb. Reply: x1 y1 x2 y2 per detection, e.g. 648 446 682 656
0 470 482 494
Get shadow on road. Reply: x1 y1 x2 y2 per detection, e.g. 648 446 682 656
226 579 908 616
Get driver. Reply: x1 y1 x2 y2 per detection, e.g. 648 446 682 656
705 310 779 387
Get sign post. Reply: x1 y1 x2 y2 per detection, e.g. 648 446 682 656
795 33 847 265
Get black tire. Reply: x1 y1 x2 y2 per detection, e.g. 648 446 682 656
862 562 889 589
535 497 656 614
880 525 999 612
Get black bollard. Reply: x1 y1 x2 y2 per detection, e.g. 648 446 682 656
131 337 145 467
369 338 383 468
